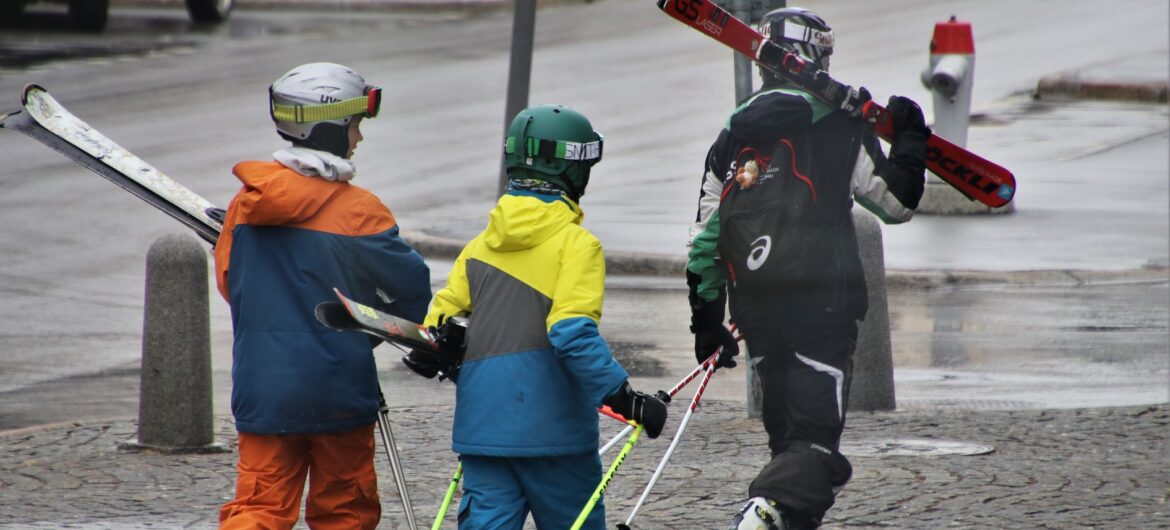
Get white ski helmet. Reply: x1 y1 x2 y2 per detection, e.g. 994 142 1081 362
758 7 835 71
268 62 381 156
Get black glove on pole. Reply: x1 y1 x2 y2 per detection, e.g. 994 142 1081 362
687 270 739 368
603 382 668 439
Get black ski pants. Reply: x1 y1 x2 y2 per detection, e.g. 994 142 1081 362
738 314 857 527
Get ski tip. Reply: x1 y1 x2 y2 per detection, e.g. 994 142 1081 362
20 84 48 106
315 301 356 331
996 182 1016 205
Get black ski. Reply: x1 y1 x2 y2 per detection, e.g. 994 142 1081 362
316 288 441 353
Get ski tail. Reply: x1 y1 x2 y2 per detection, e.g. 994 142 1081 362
327 288 441 353
656 0 1016 208
315 301 361 332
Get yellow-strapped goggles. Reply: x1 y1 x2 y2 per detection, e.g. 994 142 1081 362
270 86 381 124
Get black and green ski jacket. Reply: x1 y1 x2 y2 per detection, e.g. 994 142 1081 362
687 87 924 325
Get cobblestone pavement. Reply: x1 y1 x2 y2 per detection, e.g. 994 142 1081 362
1 402 1166 529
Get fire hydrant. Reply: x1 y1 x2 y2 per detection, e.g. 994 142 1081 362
921 15 975 148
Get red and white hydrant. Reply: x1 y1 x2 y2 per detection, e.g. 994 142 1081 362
920 16 975 148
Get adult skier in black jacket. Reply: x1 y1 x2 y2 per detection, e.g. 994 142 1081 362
684 8 930 530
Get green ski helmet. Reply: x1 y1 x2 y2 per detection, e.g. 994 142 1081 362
269 62 382 158
503 104 603 201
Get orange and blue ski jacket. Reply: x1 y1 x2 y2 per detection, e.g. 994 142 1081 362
215 161 431 435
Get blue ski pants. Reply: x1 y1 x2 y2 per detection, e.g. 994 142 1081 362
457 452 605 530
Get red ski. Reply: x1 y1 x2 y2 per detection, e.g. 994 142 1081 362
657 0 1016 208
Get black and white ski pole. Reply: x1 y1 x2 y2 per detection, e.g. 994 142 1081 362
377 391 419 530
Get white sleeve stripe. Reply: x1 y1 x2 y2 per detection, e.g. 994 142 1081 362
851 147 913 223
688 167 726 247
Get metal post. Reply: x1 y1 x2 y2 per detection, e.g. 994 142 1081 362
731 0 756 105
735 0 786 418
377 391 418 530
497 0 537 198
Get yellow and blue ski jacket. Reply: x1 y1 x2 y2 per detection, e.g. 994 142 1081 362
215 161 431 435
426 190 628 457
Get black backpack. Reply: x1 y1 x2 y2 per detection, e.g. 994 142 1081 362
717 126 866 319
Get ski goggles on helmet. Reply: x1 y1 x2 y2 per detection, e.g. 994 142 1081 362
270 85 382 124
505 134 604 164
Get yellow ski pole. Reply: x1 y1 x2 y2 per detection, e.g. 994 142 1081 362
571 420 644 530
431 462 462 530
431 406 635 528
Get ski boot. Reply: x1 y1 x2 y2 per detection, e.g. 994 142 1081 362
728 496 790 530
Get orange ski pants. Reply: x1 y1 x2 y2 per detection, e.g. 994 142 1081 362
219 424 381 530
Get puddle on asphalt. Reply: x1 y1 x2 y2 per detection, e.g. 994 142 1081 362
842 438 995 457
608 340 666 377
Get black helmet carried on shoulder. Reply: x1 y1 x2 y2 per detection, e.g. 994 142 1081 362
758 7 834 84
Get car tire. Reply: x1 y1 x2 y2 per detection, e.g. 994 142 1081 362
0 0 29 21
68 0 108 32
186 0 233 23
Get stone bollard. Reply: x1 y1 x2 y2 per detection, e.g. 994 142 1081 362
848 209 896 411
747 209 896 416
119 233 226 454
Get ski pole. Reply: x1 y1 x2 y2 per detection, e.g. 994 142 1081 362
377 392 419 530
599 326 741 457
617 359 719 530
571 420 644 530
599 424 633 456
431 462 462 530
438 332 745 528
597 361 704 457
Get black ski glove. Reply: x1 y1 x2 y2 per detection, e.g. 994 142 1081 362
603 381 668 439
688 270 739 368
887 95 931 138
402 348 449 380
886 95 930 186
401 316 467 382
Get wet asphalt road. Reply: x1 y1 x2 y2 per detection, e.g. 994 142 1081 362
0 268 1165 431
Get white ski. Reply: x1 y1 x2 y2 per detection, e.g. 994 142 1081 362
1 84 222 244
